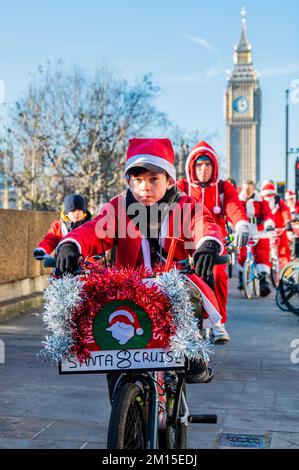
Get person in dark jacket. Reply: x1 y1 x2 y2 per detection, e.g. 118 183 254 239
33 194 92 259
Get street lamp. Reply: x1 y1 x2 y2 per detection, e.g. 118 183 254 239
285 89 299 189
286 90 289 187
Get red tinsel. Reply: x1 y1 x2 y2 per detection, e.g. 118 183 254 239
68 264 175 362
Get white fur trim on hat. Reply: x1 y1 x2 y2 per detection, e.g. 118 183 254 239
125 154 176 181
261 189 276 196
285 192 296 200
109 310 135 324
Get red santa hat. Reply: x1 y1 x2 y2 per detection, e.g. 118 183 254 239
261 180 276 197
285 190 296 200
107 305 144 336
124 138 176 181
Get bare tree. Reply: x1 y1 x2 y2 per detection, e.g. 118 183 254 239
6 62 168 211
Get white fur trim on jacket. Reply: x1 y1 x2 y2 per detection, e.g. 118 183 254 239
185 276 222 327
36 247 47 254
235 220 250 233
61 222 68 237
56 238 82 254
264 219 275 231
141 238 153 273
195 236 224 255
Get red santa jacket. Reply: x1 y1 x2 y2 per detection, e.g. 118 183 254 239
263 197 291 229
176 141 249 238
238 191 275 232
295 203 299 215
59 193 223 265
38 220 69 254
38 211 92 254
58 193 224 326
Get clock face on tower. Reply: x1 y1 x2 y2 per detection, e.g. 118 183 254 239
233 96 250 114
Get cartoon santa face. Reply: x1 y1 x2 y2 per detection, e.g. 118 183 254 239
106 308 143 346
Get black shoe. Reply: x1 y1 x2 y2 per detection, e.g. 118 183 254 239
237 272 243 290
260 273 271 297
185 360 214 384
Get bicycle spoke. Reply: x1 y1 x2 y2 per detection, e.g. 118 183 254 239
124 401 144 449
285 290 298 301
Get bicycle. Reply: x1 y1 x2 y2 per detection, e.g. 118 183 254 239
277 261 299 316
106 253 230 450
42 249 230 449
275 225 299 314
270 228 286 289
243 236 261 300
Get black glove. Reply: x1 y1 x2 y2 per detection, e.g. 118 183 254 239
33 248 46 260
194 240 221 279
56 243 81 273
285 221 293 232
235 226 250 247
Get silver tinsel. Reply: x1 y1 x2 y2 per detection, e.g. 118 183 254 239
40 275 84 363
158 269 213 362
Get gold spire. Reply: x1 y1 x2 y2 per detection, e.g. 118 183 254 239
234 6 252 64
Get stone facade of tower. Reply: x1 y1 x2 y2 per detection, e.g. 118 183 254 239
225 9 261 186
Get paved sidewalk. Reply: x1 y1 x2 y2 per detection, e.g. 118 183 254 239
0 279 299 449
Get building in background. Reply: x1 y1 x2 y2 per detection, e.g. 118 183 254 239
225 7 262 186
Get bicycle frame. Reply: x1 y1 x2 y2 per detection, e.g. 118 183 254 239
245 243 256 276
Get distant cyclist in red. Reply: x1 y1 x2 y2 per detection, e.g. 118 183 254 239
261 181 292 268
238 181 275 296
285 190 299 217
177 141 249 343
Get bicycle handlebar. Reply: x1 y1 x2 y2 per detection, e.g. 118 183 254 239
42 253 231 273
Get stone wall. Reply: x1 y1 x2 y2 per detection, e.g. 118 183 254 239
0 209 59 302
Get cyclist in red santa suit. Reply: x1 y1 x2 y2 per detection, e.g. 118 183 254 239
261 180 292 268
177 141 250 344
285 190 299 217
238 180 275 296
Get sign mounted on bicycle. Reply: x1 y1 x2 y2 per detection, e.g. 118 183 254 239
40 249 229 449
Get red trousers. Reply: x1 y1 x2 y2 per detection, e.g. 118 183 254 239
276 232 291 268
238 238 271 274
213 263 228 324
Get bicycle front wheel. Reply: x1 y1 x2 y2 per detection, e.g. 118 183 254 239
243 262 254 299
279 262 299 316
275 288 289 312
107 383 147 449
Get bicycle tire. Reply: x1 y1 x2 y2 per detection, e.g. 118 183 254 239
107 382 147 449
159 383 187 449
253 266 260 297
270 258 280 289
279 262 299 316
243 262 254 299
275 288 289 312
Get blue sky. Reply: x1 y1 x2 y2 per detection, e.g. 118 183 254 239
0 0 298 187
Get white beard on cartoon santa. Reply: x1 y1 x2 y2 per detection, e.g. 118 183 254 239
106 321 135 345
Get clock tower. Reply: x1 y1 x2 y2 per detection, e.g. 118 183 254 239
225 7 261 185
